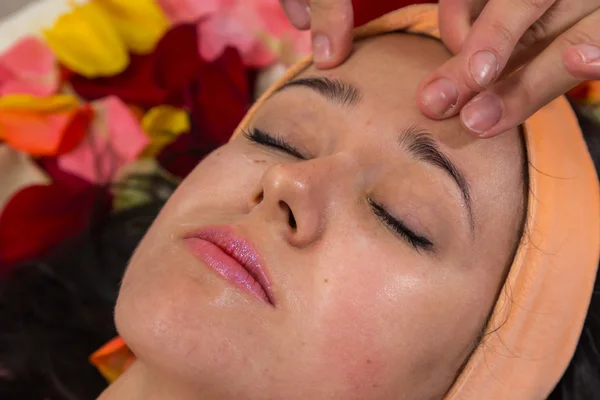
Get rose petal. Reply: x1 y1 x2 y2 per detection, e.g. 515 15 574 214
0 100 94 156
95 0 171 54
353 0 433 27
0 37 55 78
0 36 58 96
192 47 250 146
141 105 190 158
154 24 202 92
0 183 107 270
157 0 220 24
58 96 149 184
0 145 49 211
43 2 129 78
70 53 168 108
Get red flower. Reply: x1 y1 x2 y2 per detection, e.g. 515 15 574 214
0 182 109 273
353 0 436 27
69 53 169 108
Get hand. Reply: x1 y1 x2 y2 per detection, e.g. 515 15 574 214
279 0 355 68
418 0 600 138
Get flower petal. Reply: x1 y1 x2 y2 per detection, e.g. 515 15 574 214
69 53 168 108
141 105 189 157
0 183 106 270
90 337 135 384
0 94 77 112
0 96 94 156
0 145 49 211
43 2 129 78
58 96 149 184
95 0 170 54
153 24 202 92
157 0 220 23
0 36 58 96
193 47 250 146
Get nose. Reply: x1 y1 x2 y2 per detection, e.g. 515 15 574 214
250 160 337 248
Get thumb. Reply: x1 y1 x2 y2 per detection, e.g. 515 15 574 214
309 0 354 69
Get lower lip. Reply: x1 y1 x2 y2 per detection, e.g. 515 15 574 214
184 237 270 304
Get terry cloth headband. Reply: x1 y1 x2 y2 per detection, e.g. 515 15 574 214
229 4 600 399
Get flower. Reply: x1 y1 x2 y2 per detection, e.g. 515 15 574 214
0 36 58 97
141 105 190 158
43 2 129 78
57 96 150 184
0 95 94 156
0 145 49 212
68 24 202 108
90 337 136 384
0 182 107 271
157 0 310 67
94 0 170 54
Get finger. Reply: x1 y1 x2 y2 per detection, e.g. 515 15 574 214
459 10 600 138
309 0 354 69
418 0 557 120
438 0 479 54
506 0 600 75
563 43 600 79
280 0 311 30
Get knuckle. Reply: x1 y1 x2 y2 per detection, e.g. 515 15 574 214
513 74 536 106
310 0 352 25
560 28 596 48
521 0 555 11
488 20 518 51
519 19 551 48
310 0 342 13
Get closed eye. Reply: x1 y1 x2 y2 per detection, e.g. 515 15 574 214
243 128 306 160
368 198 434 254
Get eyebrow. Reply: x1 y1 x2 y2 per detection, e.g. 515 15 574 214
278 77 475 232
399 126 475 231
277 77 362 108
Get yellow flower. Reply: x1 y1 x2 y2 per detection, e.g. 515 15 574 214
43 2 129 78
0 94 78 112
141 105 190 157
95 0 170 54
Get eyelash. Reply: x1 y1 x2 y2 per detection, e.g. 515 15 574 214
368 199 434 253
243 128 306 159
244 128 434 253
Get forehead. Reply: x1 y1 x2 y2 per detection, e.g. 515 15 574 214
267 32 525 234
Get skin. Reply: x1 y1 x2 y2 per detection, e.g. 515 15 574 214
105 34 525 400
280 0 600 137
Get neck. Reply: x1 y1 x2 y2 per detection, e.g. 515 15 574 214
98 361 195 400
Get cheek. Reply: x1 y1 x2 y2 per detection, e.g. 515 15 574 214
301 241 421 395
164 144 266 217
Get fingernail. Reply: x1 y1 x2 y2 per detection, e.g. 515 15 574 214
461 94 503 135
422 78 458 116
312 33 331 64
282 0 311 28
470 51 498 87
575 44 600 65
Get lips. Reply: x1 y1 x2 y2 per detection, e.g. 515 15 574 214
183 226 275 306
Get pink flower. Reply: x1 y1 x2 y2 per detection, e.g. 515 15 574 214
157 0 310 67
0 37 58 97
58 96 149 185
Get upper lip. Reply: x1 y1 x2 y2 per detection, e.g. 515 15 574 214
183 226 275 306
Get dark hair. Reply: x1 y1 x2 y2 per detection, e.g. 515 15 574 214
0 102 598 400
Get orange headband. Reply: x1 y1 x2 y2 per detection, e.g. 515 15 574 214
230 4 600 399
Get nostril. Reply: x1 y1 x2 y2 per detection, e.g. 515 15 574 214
288 211 297 230
255 191 264 204
279 200 297 230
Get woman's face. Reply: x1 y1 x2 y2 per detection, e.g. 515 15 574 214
116 34 525 399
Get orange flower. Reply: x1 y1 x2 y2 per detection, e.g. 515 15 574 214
90 337 136 383
0 95 94 156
